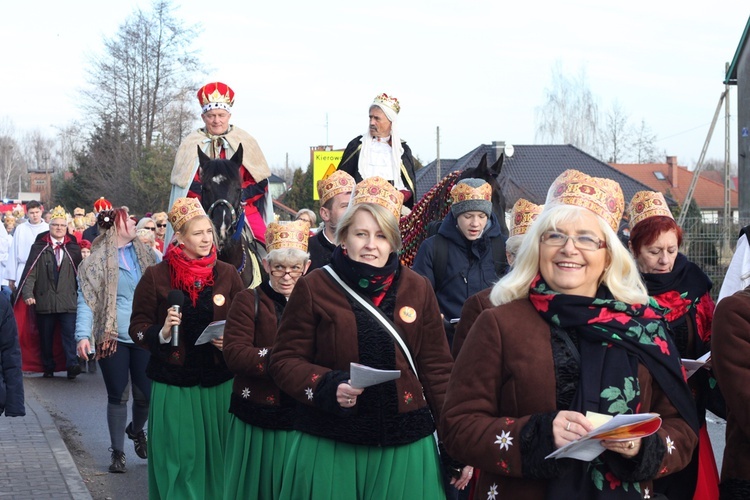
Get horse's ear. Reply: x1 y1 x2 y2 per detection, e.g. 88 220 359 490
471 153 489 177
229 144 243 166
198 146 211 168
489 154 504 177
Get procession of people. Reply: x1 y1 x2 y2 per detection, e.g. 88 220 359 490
2 84 748 500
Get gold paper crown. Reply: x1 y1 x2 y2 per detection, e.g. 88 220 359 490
510 199 544 237
350 176 404 220
49 205 68 221
546 169 624 232
318 170 356 206
450 180 492 204
266 220 310 252
372 93 400 114
168 197 207 233
628 191 673 229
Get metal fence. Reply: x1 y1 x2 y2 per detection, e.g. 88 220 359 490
670 217 749 302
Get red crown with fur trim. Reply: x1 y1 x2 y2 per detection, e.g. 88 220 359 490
93 197 112 212
197 82 235 113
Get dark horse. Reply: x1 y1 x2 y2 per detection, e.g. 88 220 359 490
399 152 507 266
197 144 267 288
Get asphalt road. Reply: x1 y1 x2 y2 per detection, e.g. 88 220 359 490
24 367 149 500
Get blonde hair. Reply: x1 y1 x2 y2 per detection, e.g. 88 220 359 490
490 205 648 306
152 211 168 223
295 208 317 226
335 203 402 252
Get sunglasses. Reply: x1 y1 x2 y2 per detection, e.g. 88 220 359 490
145 227 156 231
156 223 167 228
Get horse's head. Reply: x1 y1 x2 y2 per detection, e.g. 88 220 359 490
198 144 244 247
459 152 509 235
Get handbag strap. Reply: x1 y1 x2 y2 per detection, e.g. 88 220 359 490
322 265 419 378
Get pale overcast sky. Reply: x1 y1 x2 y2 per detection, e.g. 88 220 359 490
2 1 748 172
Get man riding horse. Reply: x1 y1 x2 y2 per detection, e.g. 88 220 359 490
167 81 273 246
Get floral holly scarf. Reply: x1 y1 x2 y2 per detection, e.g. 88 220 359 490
641 252 713 346
529 274 698 498
529 274 697 429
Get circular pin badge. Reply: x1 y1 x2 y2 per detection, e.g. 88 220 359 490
399 306 417 323
213 294 226 307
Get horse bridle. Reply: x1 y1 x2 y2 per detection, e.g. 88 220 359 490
206 198 237 224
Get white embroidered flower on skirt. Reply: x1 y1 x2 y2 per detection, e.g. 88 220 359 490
258 347 268 357
241 387 251 399
487 483 498 500
644 487 651 499
305 387 314 400
666 436 675 455
495 430 513 451
137 331 144 341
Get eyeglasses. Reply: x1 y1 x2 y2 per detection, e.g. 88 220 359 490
269 267 304 278
145 227 156 231
540 231 607 251
49 223 67 228
156 223 167 228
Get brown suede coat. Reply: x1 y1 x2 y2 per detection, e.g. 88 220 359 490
129 260 243 377
451 287 492 358
712 289 750 495
441 299 698 500
269 267 453 437
223 284 295 428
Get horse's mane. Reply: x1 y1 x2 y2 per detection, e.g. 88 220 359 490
399 170 463 267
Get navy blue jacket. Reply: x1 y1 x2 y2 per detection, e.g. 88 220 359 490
412 211 506 322
0 293 24 416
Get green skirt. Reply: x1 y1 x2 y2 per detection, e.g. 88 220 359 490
147 380 232 500
279 432 445 500
223 415 296 500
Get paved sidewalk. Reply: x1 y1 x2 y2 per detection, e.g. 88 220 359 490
0 391 92 499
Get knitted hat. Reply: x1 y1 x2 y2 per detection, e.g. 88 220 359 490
350 176 404 220
78 239 92 250
317 170 355 206
510 199 544 237
197 82 235 114
450 178 492 217
266 220 310 252
169 197 207 233
628 191 673 229
545 170 624 232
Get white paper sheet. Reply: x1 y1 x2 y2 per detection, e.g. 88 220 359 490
349 362 401 389
681 351 712 378
546 413 661 461
194 320 226 345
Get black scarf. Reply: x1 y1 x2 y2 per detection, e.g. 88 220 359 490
330 246 399 306
529 274 698 498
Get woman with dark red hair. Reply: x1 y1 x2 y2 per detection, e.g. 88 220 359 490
76 207 159 473
627 191 721 500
